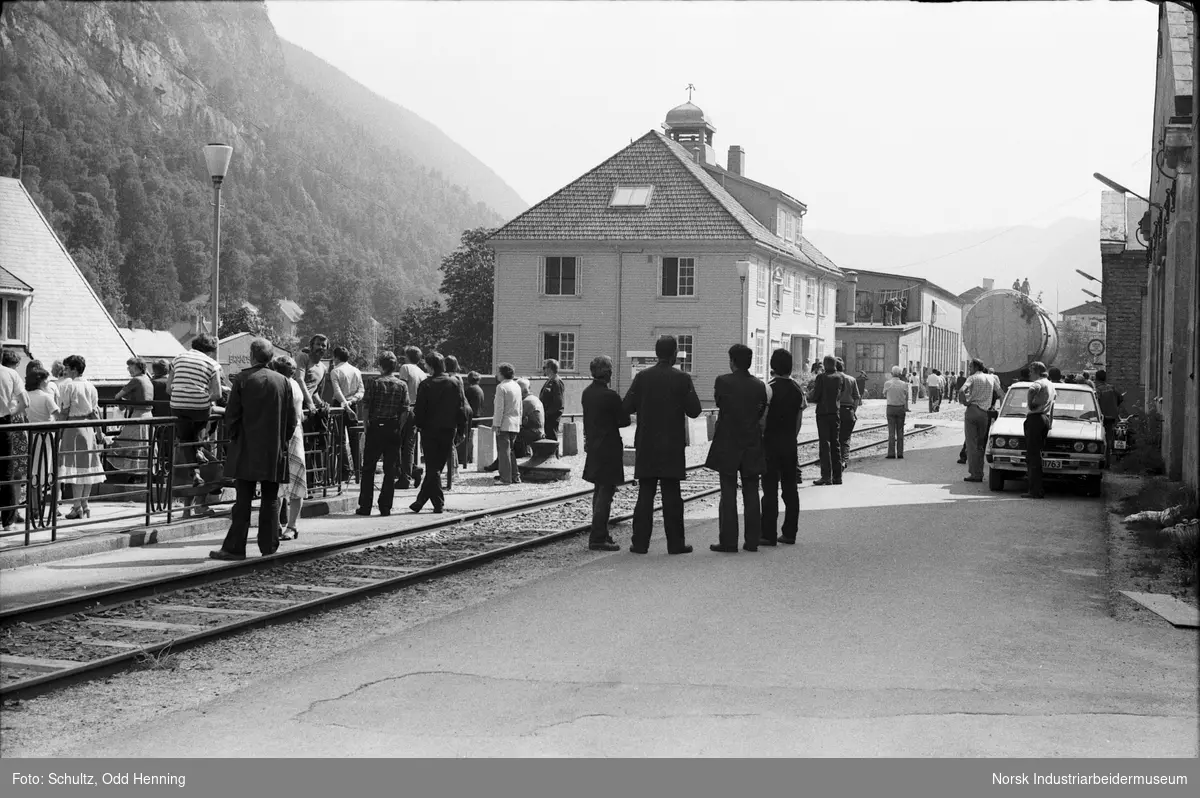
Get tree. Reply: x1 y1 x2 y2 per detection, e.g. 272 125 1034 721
438 227 496 371
121 218 181 329
300 258 374 361
1055 319 1097 373
391 299 448 358
218 304 278 341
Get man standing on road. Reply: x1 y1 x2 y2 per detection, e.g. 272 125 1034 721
491 363 522 485
761 349 805 546
581 355 629 552
397 347 427 489
807 355 845 486
1094 369 1123 455
1022 361 1056 499
355 351 409 518
926 369 944 412
884 366 909 459
835 357 861 472
621 335 702 555
959 358 1002 483
706 344 769 553
539 359 565 442
211 338 297 560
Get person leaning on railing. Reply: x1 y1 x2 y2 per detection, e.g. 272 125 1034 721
108 357 154 480
167 334 222 516
0 348 28 531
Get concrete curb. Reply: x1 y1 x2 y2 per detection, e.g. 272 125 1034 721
0 492 356 571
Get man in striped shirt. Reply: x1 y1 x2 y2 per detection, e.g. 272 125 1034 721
168 334 222 513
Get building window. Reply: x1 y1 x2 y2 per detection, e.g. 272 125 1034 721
754 329 766 376
793 280 803 313
818 282 829 316
0 297 25 343
772 284 783 315
542 331 576 372
805 277 817 314
784 271 793 291
661 257 696 297
610 185 654 207
855 343 885 373
834 340 846 361
756 263 767 304
543 256 578 296
930 300 939 326
674 334 694 373
776 208 786 237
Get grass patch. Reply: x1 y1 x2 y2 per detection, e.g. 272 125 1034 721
1111 475 1199 603
132 647 180 672
1112 475 1198 519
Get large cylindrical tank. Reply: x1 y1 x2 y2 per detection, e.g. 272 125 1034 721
962 289 1058 377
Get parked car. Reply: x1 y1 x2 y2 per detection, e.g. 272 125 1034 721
984 381 1106 496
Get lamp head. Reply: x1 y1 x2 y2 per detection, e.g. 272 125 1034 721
735 260 750 281
204 143 233 184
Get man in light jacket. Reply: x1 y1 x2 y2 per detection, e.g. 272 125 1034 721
491 363 522 484
883 366 909 459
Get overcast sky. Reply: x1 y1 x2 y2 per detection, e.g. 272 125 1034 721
265 0 1161 238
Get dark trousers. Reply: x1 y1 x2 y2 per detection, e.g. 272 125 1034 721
887 406 906 457
0 419 15 526
413 428 455 510
545 414 562 442
964 405 990 479
172 408 210 499
589 482 618 545
761 448 799 542
816 413 842 481
221 479 280 556
631 477 685 551
359 419 402 513
838 405 857 466
399 413 419 487
1103 418 1116 455
1023 414 1050 497
718 470 761 549
928 386 941 412
456 428 474 467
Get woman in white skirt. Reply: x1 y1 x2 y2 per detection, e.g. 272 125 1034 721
108 357 154 478
270 355 312 541
56 354 105 519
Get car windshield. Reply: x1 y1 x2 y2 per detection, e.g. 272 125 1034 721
1000 385 1100 421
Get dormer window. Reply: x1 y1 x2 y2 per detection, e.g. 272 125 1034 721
610 185 654 207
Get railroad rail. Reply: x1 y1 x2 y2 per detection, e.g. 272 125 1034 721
0 422 935 699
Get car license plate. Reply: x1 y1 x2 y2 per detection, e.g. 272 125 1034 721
1114 441 1127 450
1045 459 1063 469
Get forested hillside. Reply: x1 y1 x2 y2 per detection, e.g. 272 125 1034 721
0 1 513 355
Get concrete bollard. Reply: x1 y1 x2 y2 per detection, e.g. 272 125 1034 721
477 427 495 471
706 413 718 441
623 447 637 467
561 421 579 457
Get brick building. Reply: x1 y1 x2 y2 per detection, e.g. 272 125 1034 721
1100 191 1150 413
1058 301 1106 339
488 101 843 395
834 268 965 396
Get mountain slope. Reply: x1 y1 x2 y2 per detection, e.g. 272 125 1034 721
806 217 1101 309
0 0 507 346
279 40 526 220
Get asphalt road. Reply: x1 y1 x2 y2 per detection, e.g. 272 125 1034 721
70 425 1198 757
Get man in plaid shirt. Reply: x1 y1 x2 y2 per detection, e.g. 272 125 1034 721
355 351 410 517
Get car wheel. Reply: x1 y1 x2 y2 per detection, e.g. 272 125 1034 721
1084 475 1103 498
988 468 1006 492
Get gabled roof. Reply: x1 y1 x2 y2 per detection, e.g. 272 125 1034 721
0 266 33 293
849 267 962 305
957 286 988 306
0 177 135 381
491 131 841 276
1060 301 1105 317
119 327 188 359
278 298 304 323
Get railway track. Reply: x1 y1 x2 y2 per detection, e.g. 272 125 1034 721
0 421 935 699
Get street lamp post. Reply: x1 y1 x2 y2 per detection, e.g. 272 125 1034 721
735 260 750 346
1082 288 1101 300
203 143 233 359
1075 268 1103 285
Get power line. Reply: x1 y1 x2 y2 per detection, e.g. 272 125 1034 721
884 150 1155 273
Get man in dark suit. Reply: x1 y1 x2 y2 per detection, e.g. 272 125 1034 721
621 335 702 555
211 338 298 560
835 357 862 471
540 358 566 442
807 354 846 486
410 351 468 514
761 349 806 546
582 355 630 551
706 344 769 553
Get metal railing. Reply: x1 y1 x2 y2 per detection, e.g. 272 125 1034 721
0 404 348 547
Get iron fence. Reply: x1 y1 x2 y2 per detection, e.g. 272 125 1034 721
0 404 347 547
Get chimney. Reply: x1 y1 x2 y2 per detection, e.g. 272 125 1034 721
728 145 744 176
841 271 859 324
982 278 994 291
